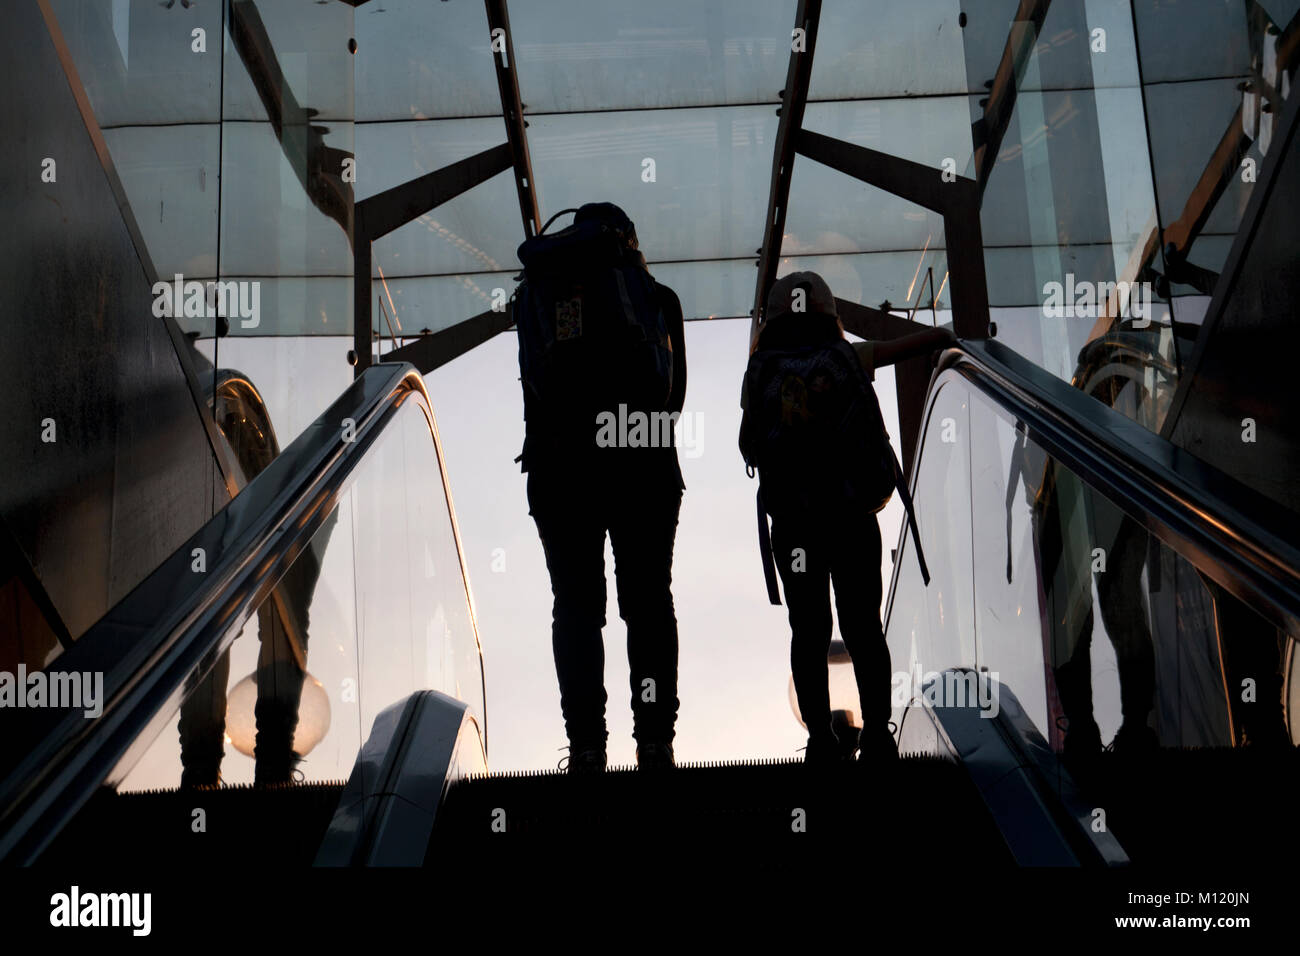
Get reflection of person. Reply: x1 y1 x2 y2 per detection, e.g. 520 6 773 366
1204 579 1291 748
739 272 950 764
1006 427 1157 760
178 371 337 788
517 203 686 773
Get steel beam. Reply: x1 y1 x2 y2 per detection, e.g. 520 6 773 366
796 130 989 339
384 308 517 376
485 0 541 239
352 142 513 375
971 0 1052 195
752 0 823 337
354 142 513 243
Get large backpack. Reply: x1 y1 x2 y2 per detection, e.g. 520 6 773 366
740 337 930 603
514 206 672 429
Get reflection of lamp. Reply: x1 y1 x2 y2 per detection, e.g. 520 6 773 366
224 672 330 758
788 639 861 757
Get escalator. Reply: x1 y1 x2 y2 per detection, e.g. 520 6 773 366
0 361 487 867
4 333 1298 869
423 333 1299 868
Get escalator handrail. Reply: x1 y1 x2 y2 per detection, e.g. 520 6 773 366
0 363 436 864
886 337 1300 636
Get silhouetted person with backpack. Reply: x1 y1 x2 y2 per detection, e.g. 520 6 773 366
740 272 951 764
515 203 686 772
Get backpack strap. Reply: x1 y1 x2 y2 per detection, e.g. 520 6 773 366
890 447 931 586
756 487 782 605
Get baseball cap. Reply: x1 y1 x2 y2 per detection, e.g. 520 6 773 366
765 271 838 323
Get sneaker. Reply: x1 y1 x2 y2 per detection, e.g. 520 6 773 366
858 726 899 763
803 735 843 765
636 741 675 770
1111 722 1158 755
560 745 607 774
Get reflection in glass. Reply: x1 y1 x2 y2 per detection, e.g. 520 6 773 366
888 376 1295 763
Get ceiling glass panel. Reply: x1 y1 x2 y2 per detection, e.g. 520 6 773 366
354 0 501 121
526 105 778 264
358 117 522 278
810 0 971 100
803 94 975 176
649 259 761 321
958 0 1139 95
973 88 1124 250
510 0 795 113
1132 0 1251 85
784 162 948 259
778 250 953 313
221 0 354 122
380 258 762 338
51 0 222 127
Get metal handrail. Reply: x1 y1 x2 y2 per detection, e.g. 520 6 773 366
0 363 478 864
883 339 1300 639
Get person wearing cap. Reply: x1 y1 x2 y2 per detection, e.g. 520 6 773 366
740 271 953 763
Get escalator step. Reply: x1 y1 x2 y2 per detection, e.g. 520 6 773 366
429 756 1011 860
38 781 348 867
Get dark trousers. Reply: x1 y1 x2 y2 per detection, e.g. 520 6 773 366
527 457 682 748
771 509 889 744
178 505 337 786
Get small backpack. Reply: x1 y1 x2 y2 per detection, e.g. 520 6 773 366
740 337 930 603
515 206 672 425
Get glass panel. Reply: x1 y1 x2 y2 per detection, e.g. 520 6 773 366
354 0 498 122
965 0 1296 446
100 124 221 291
195 336 353 451
221 0 355 122
352 396 485 736
526 105 778 263
812 0 972 99
117 394 483 790
778 251 952 316
119 495 360 789
967 23 1176 425
510 0 796 113
359 117 520 281
50 0 223 126
214 0 356 467
900 374 1297 767
803 96 975 172
217 120 354 281
886 381 977 737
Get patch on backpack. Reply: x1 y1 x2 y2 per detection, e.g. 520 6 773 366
555 297 583 340
779 374 809 424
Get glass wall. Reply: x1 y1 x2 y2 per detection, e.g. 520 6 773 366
888 373 1296 755
958 0 1295 440
52 0 358 459
117 394 484 791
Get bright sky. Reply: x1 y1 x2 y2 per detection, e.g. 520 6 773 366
425 316 907 772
